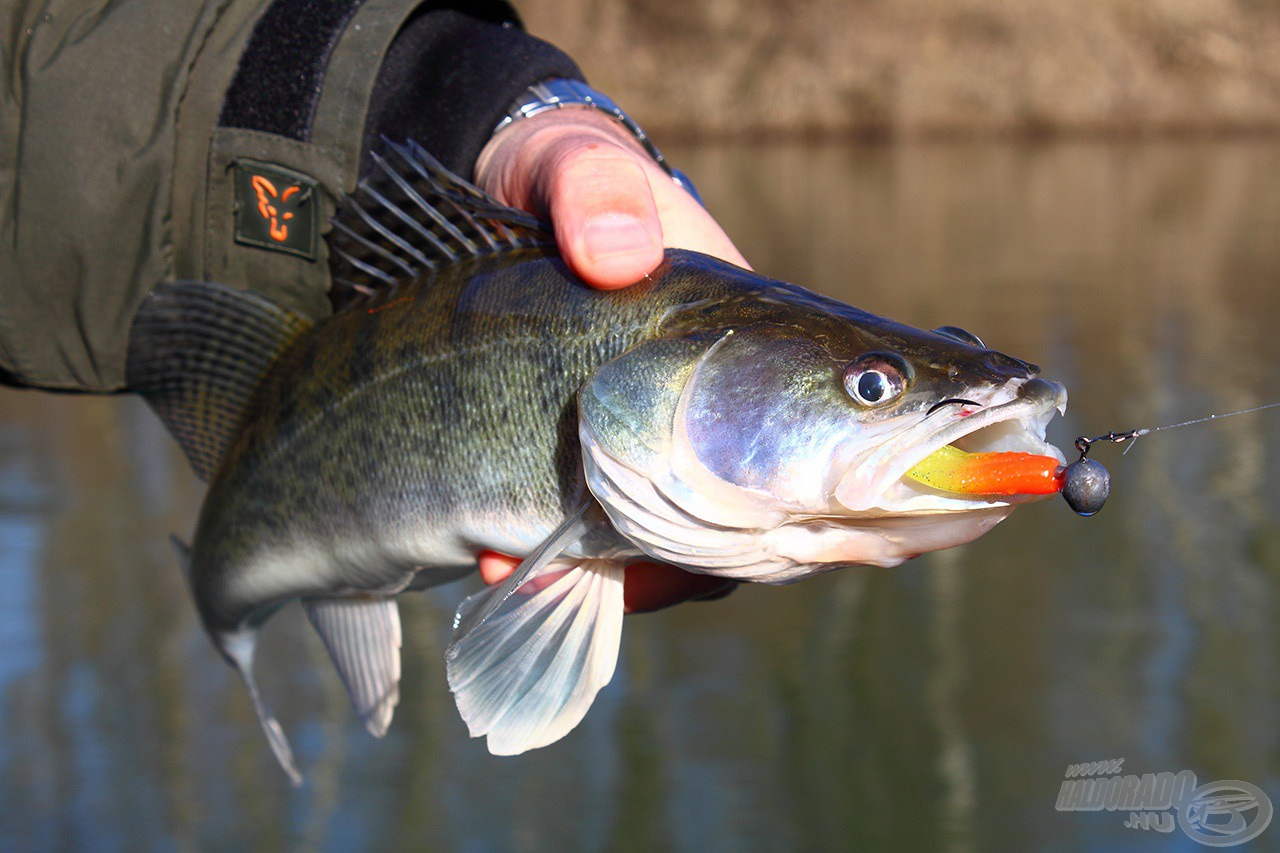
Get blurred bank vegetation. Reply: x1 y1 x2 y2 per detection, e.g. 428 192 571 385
521 0 1280 138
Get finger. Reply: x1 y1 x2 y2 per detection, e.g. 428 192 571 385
477 551 734 614
542 146 664 289
478 550 519 586
645 177 751 271
475 110 751 288
619 562 737 613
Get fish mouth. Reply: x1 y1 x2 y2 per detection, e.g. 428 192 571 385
834 377 1068 514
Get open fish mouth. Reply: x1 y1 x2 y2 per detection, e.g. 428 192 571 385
835 377 1068 514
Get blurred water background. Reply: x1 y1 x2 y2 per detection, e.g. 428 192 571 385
6 2 1280 848
1 137 1278 849
520 0 1280 139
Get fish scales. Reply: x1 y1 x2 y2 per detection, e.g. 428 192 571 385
191 251 762 632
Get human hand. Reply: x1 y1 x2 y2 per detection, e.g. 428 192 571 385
477 551 736 614
475 108 750 288
473 107 745 610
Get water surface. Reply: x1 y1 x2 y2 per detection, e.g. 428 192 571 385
2 140 1278 850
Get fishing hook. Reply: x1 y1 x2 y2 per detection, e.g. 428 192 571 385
926 398 982 417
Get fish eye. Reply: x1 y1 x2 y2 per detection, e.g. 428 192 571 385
843 352 911 407
933 326 985 348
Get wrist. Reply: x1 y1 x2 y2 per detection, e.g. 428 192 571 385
484 78 699 202
475 109 654 202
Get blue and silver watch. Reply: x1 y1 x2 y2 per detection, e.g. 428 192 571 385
493 78 701 204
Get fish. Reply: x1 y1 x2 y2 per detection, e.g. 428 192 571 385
125 141 1068 785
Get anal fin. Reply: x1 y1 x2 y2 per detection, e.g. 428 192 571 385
302 596 402 738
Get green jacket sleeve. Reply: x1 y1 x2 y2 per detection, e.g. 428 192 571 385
0 0 580 392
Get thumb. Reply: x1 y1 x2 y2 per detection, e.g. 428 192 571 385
476 109 750 288
543 146 665 289
475 111 668 289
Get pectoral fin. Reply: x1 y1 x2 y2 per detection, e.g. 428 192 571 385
446 504 625 755
302 596 402 738
447 559 625 755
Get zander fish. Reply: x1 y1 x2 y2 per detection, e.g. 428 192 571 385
126 142 1068 785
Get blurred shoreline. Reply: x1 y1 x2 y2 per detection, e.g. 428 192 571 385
521 0 1280 140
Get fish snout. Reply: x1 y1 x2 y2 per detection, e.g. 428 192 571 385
983 349 1040 379
1015 376 1068 408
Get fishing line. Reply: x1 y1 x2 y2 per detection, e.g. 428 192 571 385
1058 400 1280 516
1074 400 1280 461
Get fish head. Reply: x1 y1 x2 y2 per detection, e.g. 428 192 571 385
579 287 1066 581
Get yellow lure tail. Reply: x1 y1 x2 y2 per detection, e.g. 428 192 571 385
905 445 1064 496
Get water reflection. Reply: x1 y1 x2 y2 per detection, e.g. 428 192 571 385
2 140 1278 849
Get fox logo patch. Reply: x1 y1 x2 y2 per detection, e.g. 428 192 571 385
252 175 302 242
233 161 318 259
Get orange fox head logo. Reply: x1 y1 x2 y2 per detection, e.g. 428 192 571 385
234 160 318 258
251 175 305 243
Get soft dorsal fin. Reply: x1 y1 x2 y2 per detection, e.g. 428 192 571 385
328 139 553 310
126 281 312 480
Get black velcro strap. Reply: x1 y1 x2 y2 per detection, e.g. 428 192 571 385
219 0 367 140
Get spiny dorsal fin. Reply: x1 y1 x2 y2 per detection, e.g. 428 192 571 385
328 139 553 311
126 281 312 481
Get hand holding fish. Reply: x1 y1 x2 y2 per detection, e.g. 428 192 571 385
477 550 736 613
475 107 751 288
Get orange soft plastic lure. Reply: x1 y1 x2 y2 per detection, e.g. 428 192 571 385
904 445 1064 496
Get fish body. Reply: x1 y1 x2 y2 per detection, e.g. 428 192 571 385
189 249 630 633
127 142 1067 782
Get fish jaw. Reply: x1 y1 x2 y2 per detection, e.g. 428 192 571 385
582 421 1020 581
833 376 1068 515
729 377 1069 575
757 506 1016 573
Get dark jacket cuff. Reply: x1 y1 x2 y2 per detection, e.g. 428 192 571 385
361 7 585 177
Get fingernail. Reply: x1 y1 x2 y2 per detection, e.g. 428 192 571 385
582 214 654 260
